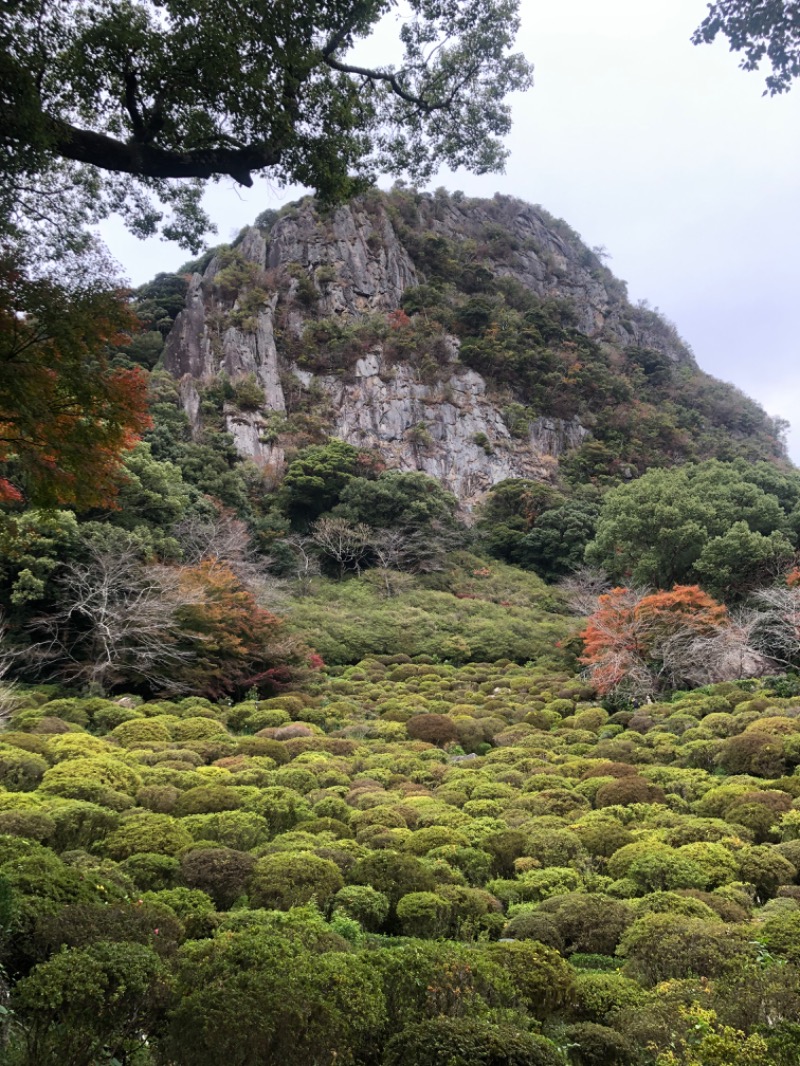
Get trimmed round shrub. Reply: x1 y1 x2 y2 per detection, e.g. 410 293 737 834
332 885 390 931
44 734 109 761
573 971 648 1024
618 913 753 986
174 786 244 816
383 1018 563 1066
41 757 142 797
564 1022 634 1066
348 851 437 906
92 705 144 733
406 714 459 746
120 852 181 891
717 731 787 777
37 699 91 727
538 893 633 956
10 940 168 1056
396 891 451 938
180 811 271 851
242 708 291 732
180 847 257 909
136 785 180 814
110 719 173 747
104 814 194 859
43 800 121 852
595 777 665 808
0 748 48 791
172 717 229 742
25 716 79 735
483 941 575 1018
142 886 218 938
737 845 796 902
502 911 564 950
249 852 344 910
0 810 55 842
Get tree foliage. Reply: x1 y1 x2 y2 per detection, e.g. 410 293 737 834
693 0 800 95
2 0 533 249
0 252 150 507
586 461 799 595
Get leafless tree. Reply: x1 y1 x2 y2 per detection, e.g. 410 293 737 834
364 567 416 599
368 530 415 598
310 517 374 578
174 510 267 584
559 566 612 616
26 543 199 693
659 609 774 688
284 534 321 596
0 615 21 724
370 528 412 574
367 525 454 596
405 521 464 573
750 586 800 667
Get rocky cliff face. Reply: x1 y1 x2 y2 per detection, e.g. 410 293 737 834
162 190 696 504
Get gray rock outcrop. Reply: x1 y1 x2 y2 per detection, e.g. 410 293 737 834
160 191 694 506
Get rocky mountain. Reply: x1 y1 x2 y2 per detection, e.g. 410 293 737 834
157 187 784 505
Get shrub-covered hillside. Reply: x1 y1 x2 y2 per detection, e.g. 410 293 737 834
2 185 800 1066
3 667 800 1064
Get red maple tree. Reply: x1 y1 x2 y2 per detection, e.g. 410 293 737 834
580 585 729 696
0 253 151 508
174 560 288 698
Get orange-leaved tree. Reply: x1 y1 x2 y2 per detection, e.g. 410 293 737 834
0 251 151 507
581 585 730 699
174 560 293 699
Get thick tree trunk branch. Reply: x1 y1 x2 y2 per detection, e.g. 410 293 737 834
46 117 281 186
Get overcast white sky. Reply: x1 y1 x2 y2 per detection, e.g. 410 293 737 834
101 0 800 462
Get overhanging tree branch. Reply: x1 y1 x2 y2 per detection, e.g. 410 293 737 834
324 56 438 113
46 117 282 186
3 0 534 249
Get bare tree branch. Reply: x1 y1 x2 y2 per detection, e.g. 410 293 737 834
174 510 268 586
659 610 774 688
284 534 321 596
25 544 200 693
0 615 21 724
558 566 612 617
311 517 373 578
751 586 800 667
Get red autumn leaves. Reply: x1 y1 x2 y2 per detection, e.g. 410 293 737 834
580 585 730 696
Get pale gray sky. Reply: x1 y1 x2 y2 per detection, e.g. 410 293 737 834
101 0 800 461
